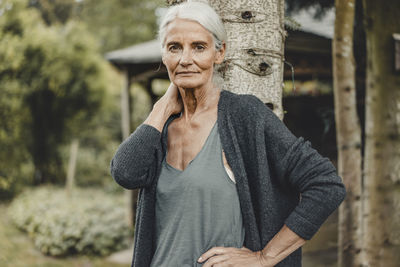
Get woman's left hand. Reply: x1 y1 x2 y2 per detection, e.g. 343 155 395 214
198 246 269 267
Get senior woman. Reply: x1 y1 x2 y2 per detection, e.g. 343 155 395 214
110 1 346 267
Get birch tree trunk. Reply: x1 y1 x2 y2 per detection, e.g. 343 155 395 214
362 0 400 266
66 138 79 196
212 0 285 118
167 0 285 118
333 0 363 266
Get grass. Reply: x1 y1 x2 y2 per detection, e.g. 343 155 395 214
0 203 130 267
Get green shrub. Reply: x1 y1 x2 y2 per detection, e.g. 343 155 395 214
8 186 132 257
0 160 34 200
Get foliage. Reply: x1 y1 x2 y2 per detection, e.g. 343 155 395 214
0 0 163 196
0 0 108 186
58 65 122 189
72 0 164 53
1 202 130 267
8 186 131 257
23 22 107 184
26 0 164 52
28 0 76 25
0 0 41 197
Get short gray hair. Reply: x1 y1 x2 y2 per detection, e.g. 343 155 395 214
158 1 227 51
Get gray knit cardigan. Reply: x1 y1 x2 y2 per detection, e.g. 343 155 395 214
110 90 346 267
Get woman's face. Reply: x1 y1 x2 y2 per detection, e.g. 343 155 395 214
162 18 225 90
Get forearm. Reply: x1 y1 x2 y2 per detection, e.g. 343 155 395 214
111 84 182 189
259 224 306 267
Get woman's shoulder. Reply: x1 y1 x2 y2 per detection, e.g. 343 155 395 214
220 89 276 121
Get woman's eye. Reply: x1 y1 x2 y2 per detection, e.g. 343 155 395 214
168 45 180 52
195 45 205 51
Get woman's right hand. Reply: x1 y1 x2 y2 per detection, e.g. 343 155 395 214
143 83 182 132
156 83 183 116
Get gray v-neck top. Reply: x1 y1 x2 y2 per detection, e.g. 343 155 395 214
149 120 245 267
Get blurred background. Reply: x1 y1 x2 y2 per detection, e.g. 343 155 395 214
0 0 166 266
0 0 392 266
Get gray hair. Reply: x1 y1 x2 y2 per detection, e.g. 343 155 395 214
158 1 227 51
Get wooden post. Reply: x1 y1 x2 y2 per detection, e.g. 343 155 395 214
121 68 131 141
393 33 400 72
120 68 136 226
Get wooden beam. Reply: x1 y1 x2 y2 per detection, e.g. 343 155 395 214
121 68 131 140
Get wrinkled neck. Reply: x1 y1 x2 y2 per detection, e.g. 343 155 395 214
178 83 220 121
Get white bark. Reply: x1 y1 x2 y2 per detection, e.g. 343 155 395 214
333 0 363 266
66 138 79 195
209 0 285 118
363 0 400 266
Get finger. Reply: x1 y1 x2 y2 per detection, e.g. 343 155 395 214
202 254 230 267
198 246 229 263
240 246 252 252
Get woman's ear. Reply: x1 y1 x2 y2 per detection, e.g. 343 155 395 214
162 54 166 65
215 42 226 64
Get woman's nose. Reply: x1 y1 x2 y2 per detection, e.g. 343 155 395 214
179 49 193 66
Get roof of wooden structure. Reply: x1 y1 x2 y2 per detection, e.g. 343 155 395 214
106 39 161 65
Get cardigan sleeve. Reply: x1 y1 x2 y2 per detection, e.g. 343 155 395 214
250 95 346 240
279 137 346 240
110 123 162 189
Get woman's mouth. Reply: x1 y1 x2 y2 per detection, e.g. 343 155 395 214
177 71 198 75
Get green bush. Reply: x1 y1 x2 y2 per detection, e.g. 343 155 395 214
8 186 132 257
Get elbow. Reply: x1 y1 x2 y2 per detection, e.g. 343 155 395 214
109 158 150 190
110 157 119 182
337 182 347 205
326 172 347 209
326 177 347 211
110 158 134 190
111 170 136 190
324 169 347 208
332 171 347 206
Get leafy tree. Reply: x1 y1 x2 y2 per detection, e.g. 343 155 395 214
22 22 106 184
72 0 164 53
25 0 164 52
0 0 41 197
1 0 164 195
28 0 76 25
0 0 107 186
